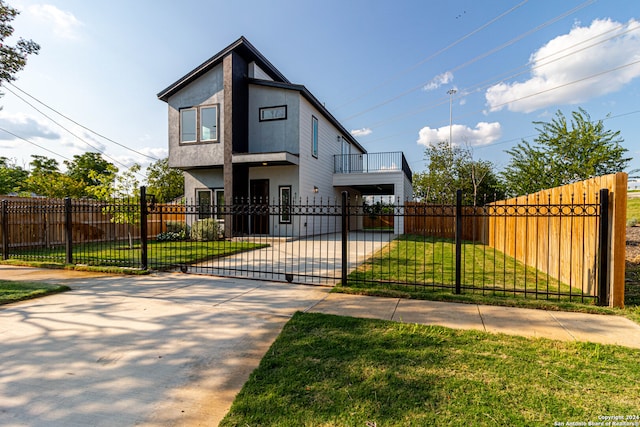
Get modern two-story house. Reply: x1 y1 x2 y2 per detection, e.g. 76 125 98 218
157 37 412 237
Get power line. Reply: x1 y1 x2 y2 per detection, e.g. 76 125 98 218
6 82 159 162
0 126 74 162
334 0 531 110
355 21 640 132
343 0 596 122
2 84 148 178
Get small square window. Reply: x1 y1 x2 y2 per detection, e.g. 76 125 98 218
260 105 287 121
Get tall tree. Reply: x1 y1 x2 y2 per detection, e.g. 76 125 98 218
25 155 84 198
501 109 632 196
413 141 502 205
0 156 27 194
0 0 39 86
88 163 141 248
146 157 184 202
64 152 117 190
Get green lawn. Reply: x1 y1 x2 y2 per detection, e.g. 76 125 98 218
9 240 268 269
220 312 640 426
344 235 591 304
628 197 640 223
0 280 69 304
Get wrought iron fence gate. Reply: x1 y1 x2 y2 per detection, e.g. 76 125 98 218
1 187 610 305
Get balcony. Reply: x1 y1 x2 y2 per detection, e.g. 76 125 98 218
333 151 412 183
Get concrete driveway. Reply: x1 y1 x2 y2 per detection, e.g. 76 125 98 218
0 267 330 426
187 231 395 285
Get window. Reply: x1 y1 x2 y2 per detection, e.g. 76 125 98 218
215 189 225 220
196 189 212 219
180 104 219 144
181 108 197 142
196 188 224 220
311 116 318 158
259 105 287 121
200 106 218 141
279 186 291 224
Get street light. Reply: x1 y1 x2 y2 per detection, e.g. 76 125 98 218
447 88 457 147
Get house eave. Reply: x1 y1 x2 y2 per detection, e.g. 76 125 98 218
232 151 299 167
248 78 366 154
157 36 289 102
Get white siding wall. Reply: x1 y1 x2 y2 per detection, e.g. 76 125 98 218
249 165 300 236
297 97 352 235
248 62 274 81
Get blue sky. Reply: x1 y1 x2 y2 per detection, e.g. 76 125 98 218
1 0 639 185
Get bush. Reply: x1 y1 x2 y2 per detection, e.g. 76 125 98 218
628 218 639 227
156 230 188 241
166 221 189 234
191 218 222 241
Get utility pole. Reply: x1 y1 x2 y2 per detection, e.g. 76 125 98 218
447 88 457 147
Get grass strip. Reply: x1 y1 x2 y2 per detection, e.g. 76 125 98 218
221 312 640 427
345 235 593 303
0 279 69 304
7 240 268 269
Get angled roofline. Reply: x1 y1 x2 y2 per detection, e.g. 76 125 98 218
248 78 367 154
157 36 289 102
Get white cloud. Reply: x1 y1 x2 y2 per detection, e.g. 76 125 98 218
424 71 454 91
417 122 501 146
0 113 60 140
350 127 372 137
486 19 640 113
28 4 83 40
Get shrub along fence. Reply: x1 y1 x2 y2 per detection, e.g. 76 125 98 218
0 173 627 307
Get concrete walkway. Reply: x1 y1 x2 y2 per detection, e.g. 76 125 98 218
188 231 395 285
1 266 640 427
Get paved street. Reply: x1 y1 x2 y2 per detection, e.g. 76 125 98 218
0 267 330 426
2 265 640 426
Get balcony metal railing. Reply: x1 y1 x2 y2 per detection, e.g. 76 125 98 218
333 151 412 183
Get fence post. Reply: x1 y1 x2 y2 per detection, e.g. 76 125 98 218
341 191 349 286
64 197 73 264
140 186 148 270
455 189 462 294
598 188 609 306
1 200 8 260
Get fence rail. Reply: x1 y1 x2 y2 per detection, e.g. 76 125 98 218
0 173 627 307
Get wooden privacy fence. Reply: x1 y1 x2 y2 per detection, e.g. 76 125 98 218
404 173 627 308
0 196 186 249
487 173 627 308
404 203 486 242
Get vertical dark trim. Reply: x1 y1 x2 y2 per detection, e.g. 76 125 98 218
455 189 462 294
140 186 148 270
223 54 234 238
341 191 348 286
1 200 8 260
64 197 73 264
598 188 609 306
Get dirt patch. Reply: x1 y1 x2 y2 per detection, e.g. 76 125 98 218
627 226 640 263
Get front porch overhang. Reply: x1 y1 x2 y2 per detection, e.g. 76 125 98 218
333 171 405 195
232 151 299 167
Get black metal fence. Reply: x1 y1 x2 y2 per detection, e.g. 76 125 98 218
1 187 609 304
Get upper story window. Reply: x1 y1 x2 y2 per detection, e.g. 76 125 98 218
180 108 197 142
180 104 219 144
260 105 287 121
200 106 218 141
311 116 318 158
